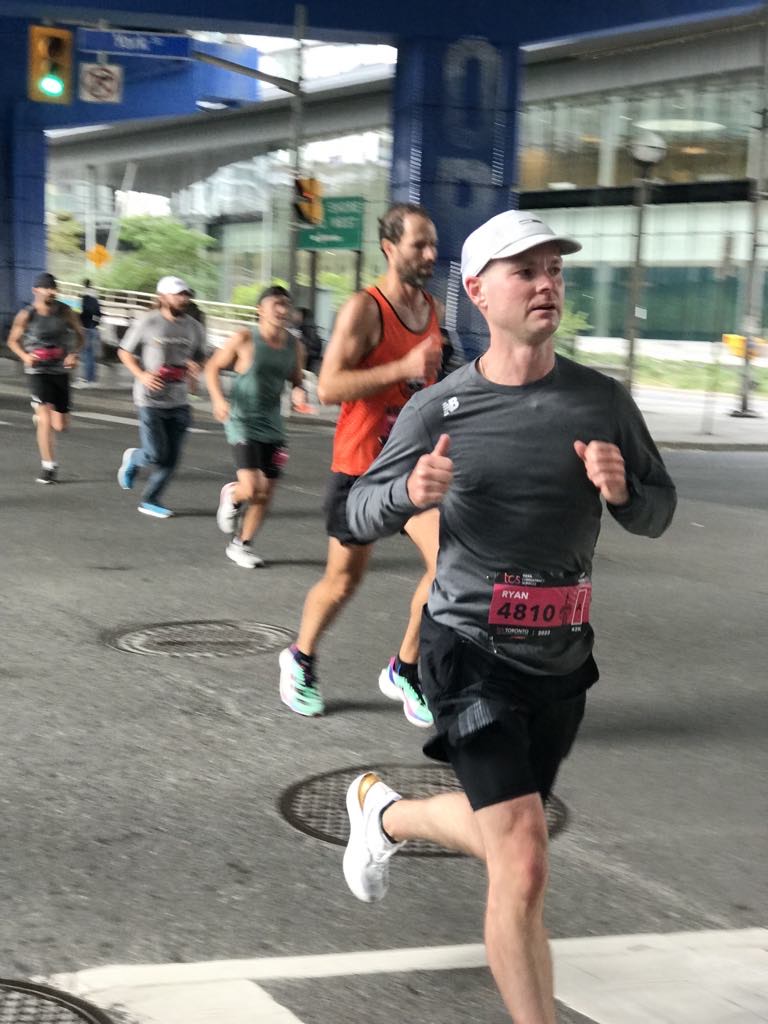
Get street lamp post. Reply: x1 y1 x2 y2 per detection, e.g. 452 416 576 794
287 4 306 296
624 131 667 392
730 11 768 419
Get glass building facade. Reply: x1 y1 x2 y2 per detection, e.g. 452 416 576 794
519 73 759 192
46 23 768 344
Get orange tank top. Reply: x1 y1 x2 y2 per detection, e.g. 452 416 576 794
331 286 441 476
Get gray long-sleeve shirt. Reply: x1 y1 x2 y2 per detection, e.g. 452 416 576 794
347 355 677 678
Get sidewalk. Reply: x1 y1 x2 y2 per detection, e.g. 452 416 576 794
43 928 768 1024
1 356 766 448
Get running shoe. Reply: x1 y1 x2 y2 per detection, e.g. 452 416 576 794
279 647 324 717
117 448 139 490
226 538 264 569
343 772 404 903
216 481 241 534
138 502 174 519
378 658 434 728
36 466 57 485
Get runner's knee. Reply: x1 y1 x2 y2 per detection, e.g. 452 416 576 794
240 480 264 503
325 566 364 603
486 826 549 911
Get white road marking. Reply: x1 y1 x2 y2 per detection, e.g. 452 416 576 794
89 980 304 1024
46 929 768 1024
73 411 213 433
0 419 13 426
73 411 138 426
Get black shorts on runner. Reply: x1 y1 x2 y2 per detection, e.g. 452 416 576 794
29 373 71 414
419 609 595 811
324 471 367 545
232 440 285 479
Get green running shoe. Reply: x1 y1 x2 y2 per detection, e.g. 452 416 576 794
279 647 324 717
378 658 433 728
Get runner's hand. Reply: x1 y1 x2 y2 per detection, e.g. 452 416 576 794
63 354 78 369
399 337 442 384
141 370 164 392
212 397 230 422
407 433 453 507
574 440 629 505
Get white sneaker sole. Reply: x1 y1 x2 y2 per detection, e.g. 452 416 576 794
343 774 383 903
118 449 138 490
226 546 264 569
378 667 403 701
138 506 173 519
216 483 240 534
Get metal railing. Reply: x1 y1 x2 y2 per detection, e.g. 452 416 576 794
59 281 259 345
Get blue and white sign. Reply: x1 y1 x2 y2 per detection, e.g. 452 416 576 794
77 29 192 60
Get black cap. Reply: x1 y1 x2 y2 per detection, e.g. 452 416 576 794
257 284 291 304
33 272 56 289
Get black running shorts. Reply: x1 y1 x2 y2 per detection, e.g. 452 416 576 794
419 609 593 811
29 373 71 414
324 471 367 545
232 440 285 479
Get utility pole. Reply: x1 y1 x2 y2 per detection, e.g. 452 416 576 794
624 175 647 393
193 5 307 293
732 8 768 418
287 4 306 296
624 132 666 393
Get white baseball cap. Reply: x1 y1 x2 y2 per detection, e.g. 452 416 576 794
461 210 581 292
156 276 192 295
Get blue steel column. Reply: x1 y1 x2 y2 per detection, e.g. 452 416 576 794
392 36 520 358
0 19 47 333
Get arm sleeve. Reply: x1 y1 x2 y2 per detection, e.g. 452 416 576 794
607 380 677 538
346 399 433 543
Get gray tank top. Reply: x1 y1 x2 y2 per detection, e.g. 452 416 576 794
22 301 73 375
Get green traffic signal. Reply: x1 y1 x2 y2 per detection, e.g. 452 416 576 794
28 25 73 104
39 72 65 97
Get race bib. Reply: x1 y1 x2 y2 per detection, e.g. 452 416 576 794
488 570 592 642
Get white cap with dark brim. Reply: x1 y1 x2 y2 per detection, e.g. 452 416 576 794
461 210 581 293
156 276 192 295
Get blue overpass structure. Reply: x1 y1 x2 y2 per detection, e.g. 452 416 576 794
0 0 760 351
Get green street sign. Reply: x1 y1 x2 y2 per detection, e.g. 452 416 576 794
299 196 364 251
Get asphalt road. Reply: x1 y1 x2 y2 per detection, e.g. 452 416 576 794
0 389 765 1024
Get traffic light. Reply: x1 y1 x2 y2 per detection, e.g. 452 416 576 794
295 177 324 225
28 25 73 104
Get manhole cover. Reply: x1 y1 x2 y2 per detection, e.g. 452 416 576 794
279 764 568 856
107 620 293 659
0 981 114 1023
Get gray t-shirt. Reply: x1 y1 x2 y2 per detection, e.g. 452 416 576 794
347 355 677 678
120 310 205 409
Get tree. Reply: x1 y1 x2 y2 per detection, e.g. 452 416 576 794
47 212 84 256
555 301 592 356
97 217 218 296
